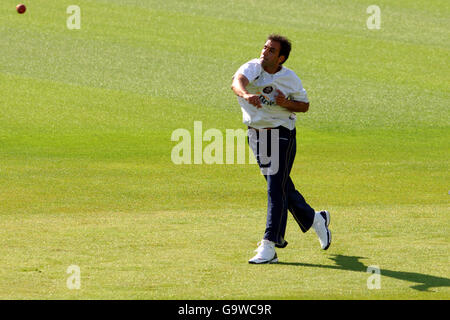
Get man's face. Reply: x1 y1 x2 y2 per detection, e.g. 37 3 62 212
260 40 284 68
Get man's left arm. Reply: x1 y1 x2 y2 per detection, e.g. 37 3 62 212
275 90 309 113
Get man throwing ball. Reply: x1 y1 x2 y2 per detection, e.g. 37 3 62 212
231 34 332 264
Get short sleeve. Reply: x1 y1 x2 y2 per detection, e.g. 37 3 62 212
289 77 309 103
233 59 262 83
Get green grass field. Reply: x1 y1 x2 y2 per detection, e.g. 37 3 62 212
0 0 449 299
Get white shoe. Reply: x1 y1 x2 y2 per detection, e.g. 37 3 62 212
312 210 332 250
248 240 278 264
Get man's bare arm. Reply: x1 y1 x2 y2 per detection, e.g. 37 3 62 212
231 74 262 109
275 89 309 113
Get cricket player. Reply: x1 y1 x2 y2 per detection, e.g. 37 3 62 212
231 34 332 264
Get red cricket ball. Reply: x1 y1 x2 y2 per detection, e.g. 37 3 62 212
16 4 26 14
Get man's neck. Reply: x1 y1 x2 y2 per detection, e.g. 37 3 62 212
262 64 282 74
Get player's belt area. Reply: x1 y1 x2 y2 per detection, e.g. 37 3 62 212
248 126 277 131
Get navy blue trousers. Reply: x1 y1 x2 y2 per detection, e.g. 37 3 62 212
247 126 315 246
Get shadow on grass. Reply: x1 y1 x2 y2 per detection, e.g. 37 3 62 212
278 255 450 292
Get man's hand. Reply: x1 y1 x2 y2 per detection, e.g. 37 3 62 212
243 93 262 109
275 90 288 107
275 89 310 113
231 74 262 109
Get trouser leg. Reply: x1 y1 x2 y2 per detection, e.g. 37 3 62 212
286 176 315 232
248 126 293 245
263 127 293 244
283 133 315 232
248 127 316 243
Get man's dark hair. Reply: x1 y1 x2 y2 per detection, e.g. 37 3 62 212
267 34 292 64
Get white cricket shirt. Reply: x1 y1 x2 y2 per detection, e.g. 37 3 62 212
233 58 309 130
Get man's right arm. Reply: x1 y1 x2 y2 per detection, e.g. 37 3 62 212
231 74 262 109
